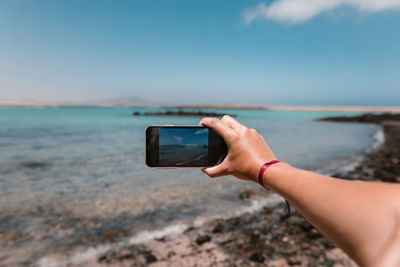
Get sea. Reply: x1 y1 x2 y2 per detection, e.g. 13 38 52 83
0 106 383 266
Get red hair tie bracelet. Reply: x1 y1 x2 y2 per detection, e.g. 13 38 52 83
257 160 291 214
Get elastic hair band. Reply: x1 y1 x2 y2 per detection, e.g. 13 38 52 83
257 160 291 214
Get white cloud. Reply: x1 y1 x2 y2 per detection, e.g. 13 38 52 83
243 0 400 24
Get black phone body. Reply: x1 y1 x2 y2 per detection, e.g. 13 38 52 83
146 126 227 168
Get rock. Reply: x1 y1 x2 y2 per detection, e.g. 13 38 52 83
300 242 311 250
268 213 281 224
238 190 254 200
155 236 166 242
98 254 108 263
392 158 399 164
184 226 195 233
21 161 48 169
317 113 400 124
227 217 241 226
267 258 288 267
281 236 289 243
196 235 211 245
212 223 224 233
281 247 297 256
250 230 260 243
307 228 322 239
136 110 237 117
263 206 273 214
101 229 119 238
249 252 265 263
167 250 176 258
288 254 302 265
322 239 336 249
143 251 157 264
259 220 268 228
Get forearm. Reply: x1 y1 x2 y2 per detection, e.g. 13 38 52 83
262 163 400 266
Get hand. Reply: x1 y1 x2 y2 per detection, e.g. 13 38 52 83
200 115 277 182
370 213 400 267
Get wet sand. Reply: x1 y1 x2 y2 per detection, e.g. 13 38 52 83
64 113 399 266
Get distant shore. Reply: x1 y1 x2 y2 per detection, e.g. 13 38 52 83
1 100 400 113
176 105 400 113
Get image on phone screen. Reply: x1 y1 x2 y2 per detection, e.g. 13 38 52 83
159 128 208 166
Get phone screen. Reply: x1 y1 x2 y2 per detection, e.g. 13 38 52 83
159 127 209 166
146 126 227 167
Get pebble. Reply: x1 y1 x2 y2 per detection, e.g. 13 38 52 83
300 242 311 250
212 223 224 233
143 251 157 264
259 220 268 228
268 213 281 224
288 255 302 265
249 252 265 263
196 235 211 245
250 230 260 242
101 230 119 238
281 236 289 243
167 250 176 258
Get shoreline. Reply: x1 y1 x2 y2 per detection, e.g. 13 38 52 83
175 105 400 113
38 115 400 266
1 101 400 113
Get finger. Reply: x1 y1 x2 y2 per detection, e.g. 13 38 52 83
221 115 242 130
201 163 228 178
199 117 234 141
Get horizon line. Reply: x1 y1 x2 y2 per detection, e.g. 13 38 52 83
1 100 400 112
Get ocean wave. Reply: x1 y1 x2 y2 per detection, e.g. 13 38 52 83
36 194 284 267
314 126 384 177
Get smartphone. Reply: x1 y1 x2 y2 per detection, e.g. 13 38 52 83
146 126 228 168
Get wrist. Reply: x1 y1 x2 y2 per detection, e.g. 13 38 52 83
260 162 290 188
256 161 292 214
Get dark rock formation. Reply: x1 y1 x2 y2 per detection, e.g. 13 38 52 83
133 110 237 117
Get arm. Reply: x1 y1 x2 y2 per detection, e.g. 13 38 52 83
200 115 400 267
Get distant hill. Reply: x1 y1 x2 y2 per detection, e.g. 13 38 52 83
92 96 157 107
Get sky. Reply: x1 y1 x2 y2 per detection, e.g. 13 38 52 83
160 128 208 146
0 0 400 106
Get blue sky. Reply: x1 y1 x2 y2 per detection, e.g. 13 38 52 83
0 0 399 106
160 128 208 146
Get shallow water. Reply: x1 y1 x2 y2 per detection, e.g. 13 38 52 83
0 106 380 265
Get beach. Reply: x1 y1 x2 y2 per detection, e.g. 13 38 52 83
0 107 398 266
75 113 400 267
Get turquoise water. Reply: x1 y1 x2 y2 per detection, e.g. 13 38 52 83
0 106 380 265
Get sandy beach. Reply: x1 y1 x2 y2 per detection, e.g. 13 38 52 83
176 105 400 113
35 113 399 267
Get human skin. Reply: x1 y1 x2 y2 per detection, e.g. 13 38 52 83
370 214 400 267
200 115 400 267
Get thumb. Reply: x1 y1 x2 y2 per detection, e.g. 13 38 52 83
201 163 228 178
